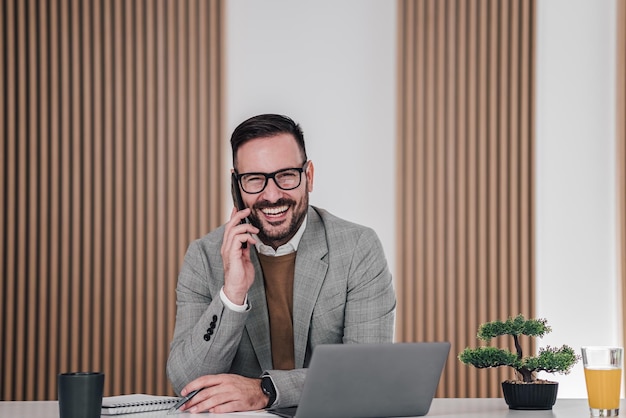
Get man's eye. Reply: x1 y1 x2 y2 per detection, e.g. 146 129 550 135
244 174 265 183
277 170 298 179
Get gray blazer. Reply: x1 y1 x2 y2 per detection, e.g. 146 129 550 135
167 206 396 407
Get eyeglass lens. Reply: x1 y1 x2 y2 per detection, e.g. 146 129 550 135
240 168 303 194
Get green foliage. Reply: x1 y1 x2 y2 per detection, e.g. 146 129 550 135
523 345 579 375
477 314 551 340
458 314 580 383
459 347 520 369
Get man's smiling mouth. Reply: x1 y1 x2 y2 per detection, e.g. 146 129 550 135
261 205 289 217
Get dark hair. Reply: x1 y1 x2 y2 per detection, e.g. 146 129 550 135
230 114 307 168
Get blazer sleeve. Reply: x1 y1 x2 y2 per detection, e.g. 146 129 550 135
166 238 250 395
342 226 396 343
267 368 307 408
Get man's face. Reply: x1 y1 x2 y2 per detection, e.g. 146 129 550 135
234 133 314 249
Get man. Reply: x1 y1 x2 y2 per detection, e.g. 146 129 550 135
166 114 396 413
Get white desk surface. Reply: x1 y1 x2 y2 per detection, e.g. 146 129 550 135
0 398 619 418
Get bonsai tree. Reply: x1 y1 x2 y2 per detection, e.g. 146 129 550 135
458 314 579 383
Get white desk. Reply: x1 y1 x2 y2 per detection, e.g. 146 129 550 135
0 398 618 418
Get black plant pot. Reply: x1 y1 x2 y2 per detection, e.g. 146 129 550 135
501 381 559 410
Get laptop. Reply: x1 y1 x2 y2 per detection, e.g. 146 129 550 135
269 342 450 418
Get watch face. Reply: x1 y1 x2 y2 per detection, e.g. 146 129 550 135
261 377 275 395
261 376 276 407
261 382 270 395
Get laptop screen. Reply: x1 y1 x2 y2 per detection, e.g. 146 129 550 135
269 342 450 418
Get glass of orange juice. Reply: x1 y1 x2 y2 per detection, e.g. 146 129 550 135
582 346 623 416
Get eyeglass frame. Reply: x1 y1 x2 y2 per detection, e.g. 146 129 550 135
234 161 309 194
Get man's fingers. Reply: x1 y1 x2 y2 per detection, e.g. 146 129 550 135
181 375 266 414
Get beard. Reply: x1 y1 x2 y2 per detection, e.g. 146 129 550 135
249 192 309 249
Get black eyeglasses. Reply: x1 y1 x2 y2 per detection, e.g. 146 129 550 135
235 161 308 194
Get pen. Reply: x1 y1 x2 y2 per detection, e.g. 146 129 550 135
167 388 202 415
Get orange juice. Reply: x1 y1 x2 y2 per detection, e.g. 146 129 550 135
584 367 622 409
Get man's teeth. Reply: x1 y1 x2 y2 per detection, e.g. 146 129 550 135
262 206 288 215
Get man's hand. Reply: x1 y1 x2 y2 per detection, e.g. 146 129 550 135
178 374 269 413
221 207 258 305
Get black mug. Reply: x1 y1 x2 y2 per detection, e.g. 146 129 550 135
58 372 104 418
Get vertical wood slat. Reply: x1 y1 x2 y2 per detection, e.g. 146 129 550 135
395 0 414 342
91 0 105 392
466 0 480 396
16 0 28 401
133 0 147 393
50 0 64 398
1 0 225 400
443 0 457 397
3 0 17 396
455 0 469 395
0 0 5 400
396 0 536 398
26 0 39 401
38 0 52 400
113 0 126 394
122 0 136 393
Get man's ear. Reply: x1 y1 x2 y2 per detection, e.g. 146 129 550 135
305 160 314 192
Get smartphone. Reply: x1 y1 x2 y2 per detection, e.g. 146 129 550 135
231 173 249 248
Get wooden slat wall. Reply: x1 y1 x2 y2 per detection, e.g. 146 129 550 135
396 0 536 398
0 0 225 400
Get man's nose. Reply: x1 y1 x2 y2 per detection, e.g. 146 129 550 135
261 177 282 200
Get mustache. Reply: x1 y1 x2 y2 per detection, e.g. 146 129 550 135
253 198 295 210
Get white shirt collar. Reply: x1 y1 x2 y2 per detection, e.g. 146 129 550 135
254 214 308 257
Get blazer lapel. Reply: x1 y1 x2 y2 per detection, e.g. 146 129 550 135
245 251 273 371
292 208 329 368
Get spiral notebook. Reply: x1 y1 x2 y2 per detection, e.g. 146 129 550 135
102 394 179 415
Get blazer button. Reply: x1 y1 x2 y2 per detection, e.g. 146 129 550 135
212 315 218 322
203 333 210 341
